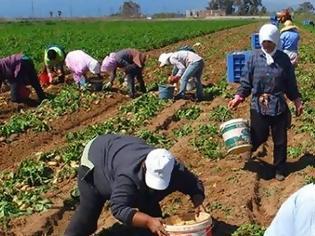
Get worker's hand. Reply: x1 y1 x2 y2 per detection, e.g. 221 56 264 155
168 75 180 84
105 82 112 89
294 97 303 117
147 217 169 236
228 95 244 110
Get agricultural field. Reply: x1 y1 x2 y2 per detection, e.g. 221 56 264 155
0 19 315 236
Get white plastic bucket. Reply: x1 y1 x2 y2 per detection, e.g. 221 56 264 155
165 212 212 236
220 118 252 154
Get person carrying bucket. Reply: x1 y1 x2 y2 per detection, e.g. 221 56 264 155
101 48 147 98
158 50 204 101
0 53 47 104
280 20 300 66
64 134 205 236
65 50 102 89
44 44 66 84
264 184 315 236
228 24 303 181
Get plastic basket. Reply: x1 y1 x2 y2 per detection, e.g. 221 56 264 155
226 51 251 83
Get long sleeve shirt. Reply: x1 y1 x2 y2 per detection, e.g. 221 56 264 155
280 29 300 52
87 134 205 225
237 49 301 116
264 184 315 236
169 51 203 77
65 50 98 83
109 49 146 83
0 53 23 82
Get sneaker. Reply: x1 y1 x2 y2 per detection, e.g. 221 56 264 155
174 94 184 100
275 172 285 181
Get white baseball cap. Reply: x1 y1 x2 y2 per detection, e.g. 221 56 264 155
158 53 173 67
145 148 175 190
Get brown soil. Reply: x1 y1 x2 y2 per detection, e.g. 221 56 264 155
1 22 315 236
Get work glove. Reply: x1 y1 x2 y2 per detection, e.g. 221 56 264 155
228 95 244 109
294 97 303 116
168 75 180 84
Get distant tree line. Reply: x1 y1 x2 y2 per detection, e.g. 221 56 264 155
207 0 266 15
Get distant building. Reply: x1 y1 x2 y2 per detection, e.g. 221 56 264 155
186 9 226 18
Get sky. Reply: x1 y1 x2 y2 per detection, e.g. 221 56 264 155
0 0 313 18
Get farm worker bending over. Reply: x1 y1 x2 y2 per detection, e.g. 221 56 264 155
264 184 315 236
101 48 147 98
158 50 204 101
44 44 66 84
0 53 46 103
228 24 303 181
280 20 300 66
64 134 205 236
65 50 102 88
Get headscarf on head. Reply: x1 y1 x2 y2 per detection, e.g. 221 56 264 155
101 53 117 72
259 24 280 65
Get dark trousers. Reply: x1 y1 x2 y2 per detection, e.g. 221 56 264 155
125 64 146 97
250 109 288 173
10 59 46 102
64 166 106 236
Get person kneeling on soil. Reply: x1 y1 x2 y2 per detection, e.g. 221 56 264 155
65 50 102 89
0 53 47 104
64 134 205 236
228 24 303 181
264 184 315 236
101 48 147 98
43 44 66 84
158 50 204 101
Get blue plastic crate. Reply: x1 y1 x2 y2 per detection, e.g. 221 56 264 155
226 51 251 83
251 33 260 49
303 19 311 25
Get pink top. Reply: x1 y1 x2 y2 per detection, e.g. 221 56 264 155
65 50 98 82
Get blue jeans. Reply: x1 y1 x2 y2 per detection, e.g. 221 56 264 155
176 60 204 99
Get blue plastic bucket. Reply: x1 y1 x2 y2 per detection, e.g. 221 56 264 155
159 85 175 99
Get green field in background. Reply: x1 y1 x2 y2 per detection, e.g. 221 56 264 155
0 19 253 68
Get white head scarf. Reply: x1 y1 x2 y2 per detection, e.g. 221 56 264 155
259 24 280 65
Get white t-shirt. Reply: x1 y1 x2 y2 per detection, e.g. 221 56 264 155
264 184 315 236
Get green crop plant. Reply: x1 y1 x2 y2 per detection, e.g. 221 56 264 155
232 223 265 236
172 124 193 138
197 124 218 136
136 129 173 149
210 105 232 122
174 106 202 121
0 113 49 137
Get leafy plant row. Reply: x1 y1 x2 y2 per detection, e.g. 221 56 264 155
0 93 171 226
0 85 101 137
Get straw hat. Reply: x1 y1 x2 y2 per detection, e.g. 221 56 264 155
280 20 298 33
